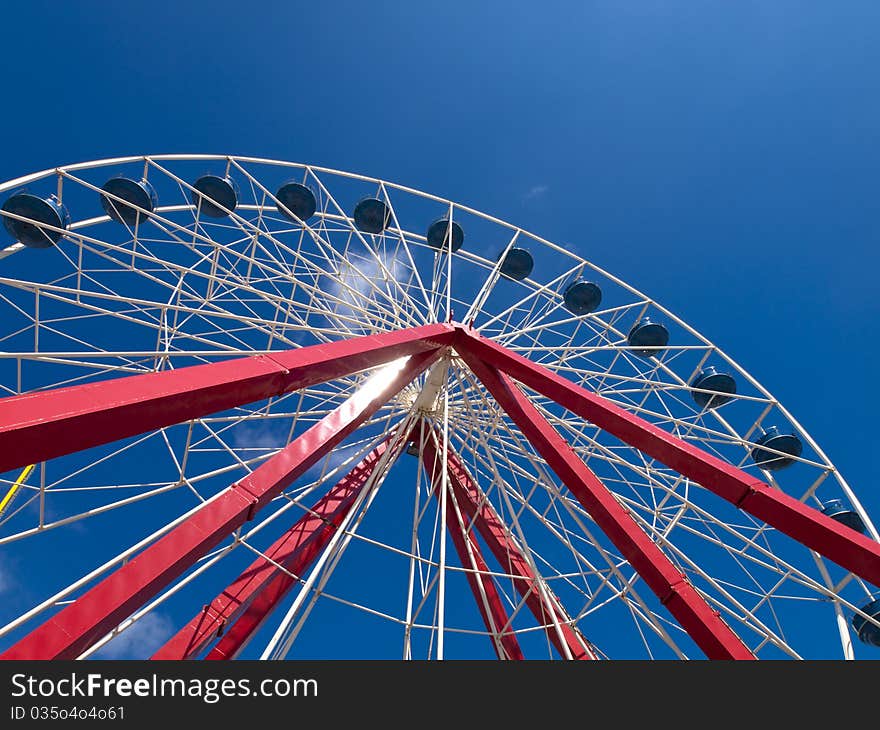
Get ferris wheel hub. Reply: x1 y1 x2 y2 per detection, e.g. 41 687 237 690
409 356 452 414
0 155 873 660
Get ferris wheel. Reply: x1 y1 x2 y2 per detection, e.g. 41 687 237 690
0 154 877 660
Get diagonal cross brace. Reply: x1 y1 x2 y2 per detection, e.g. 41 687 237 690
418 424 597 660
415 426 525 660
458 347 755 659
0 323 454 475
454 326 880 592
205 433 407 661
154 438 395 660
0 349 443 660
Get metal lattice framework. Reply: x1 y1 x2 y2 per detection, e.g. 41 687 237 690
0 155 876 660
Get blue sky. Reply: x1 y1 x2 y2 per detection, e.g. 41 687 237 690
0 1 879 658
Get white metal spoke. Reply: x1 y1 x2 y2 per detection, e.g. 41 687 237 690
0 155 870 660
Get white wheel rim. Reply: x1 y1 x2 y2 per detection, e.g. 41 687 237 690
0 154 874 659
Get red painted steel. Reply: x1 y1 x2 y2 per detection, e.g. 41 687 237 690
206 437 405 660
0 349 442 660
205 567 296 659
0 323 454 475
154 439 393 659
415 427 524 660
454 326 880 590
417 425 596 660
457 349 754 659
5 318 875 660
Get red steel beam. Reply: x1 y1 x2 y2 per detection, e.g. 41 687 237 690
154 438 394 660
206 435 405 660
208 432 412 660
416 428 524 660
455 326 880 590
0 323 454 475
418 426 596 660
0 349 442 660
458 349 754 659
205 566 298 659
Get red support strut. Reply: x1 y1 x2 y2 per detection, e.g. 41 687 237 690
0 323 454 475
5 321 877 661
154 438 395 660
415 427 525 660
418 425 597 660
205 437 402 660
455 326 880 592
0 349 443 660
457 348 754 659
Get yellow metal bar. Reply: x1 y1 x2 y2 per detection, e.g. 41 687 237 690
0 463 35 517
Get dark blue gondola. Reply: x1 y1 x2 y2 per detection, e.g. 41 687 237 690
100 177 158 226
353 197 390 234
820 499 866 534
499 247 533 281
1 192 70 248
405 442 420 457
750 426 802 471
563 279 602 315
192 175 239 218
275 181 317 222
690 366 737 409
426 217 463 252
628 317 669 357
852 599 880 647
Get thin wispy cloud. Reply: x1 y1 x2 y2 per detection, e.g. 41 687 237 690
232 420 287 452
301 442 363 487
323 252 403 327
93 612 175 659
522 184 549 202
